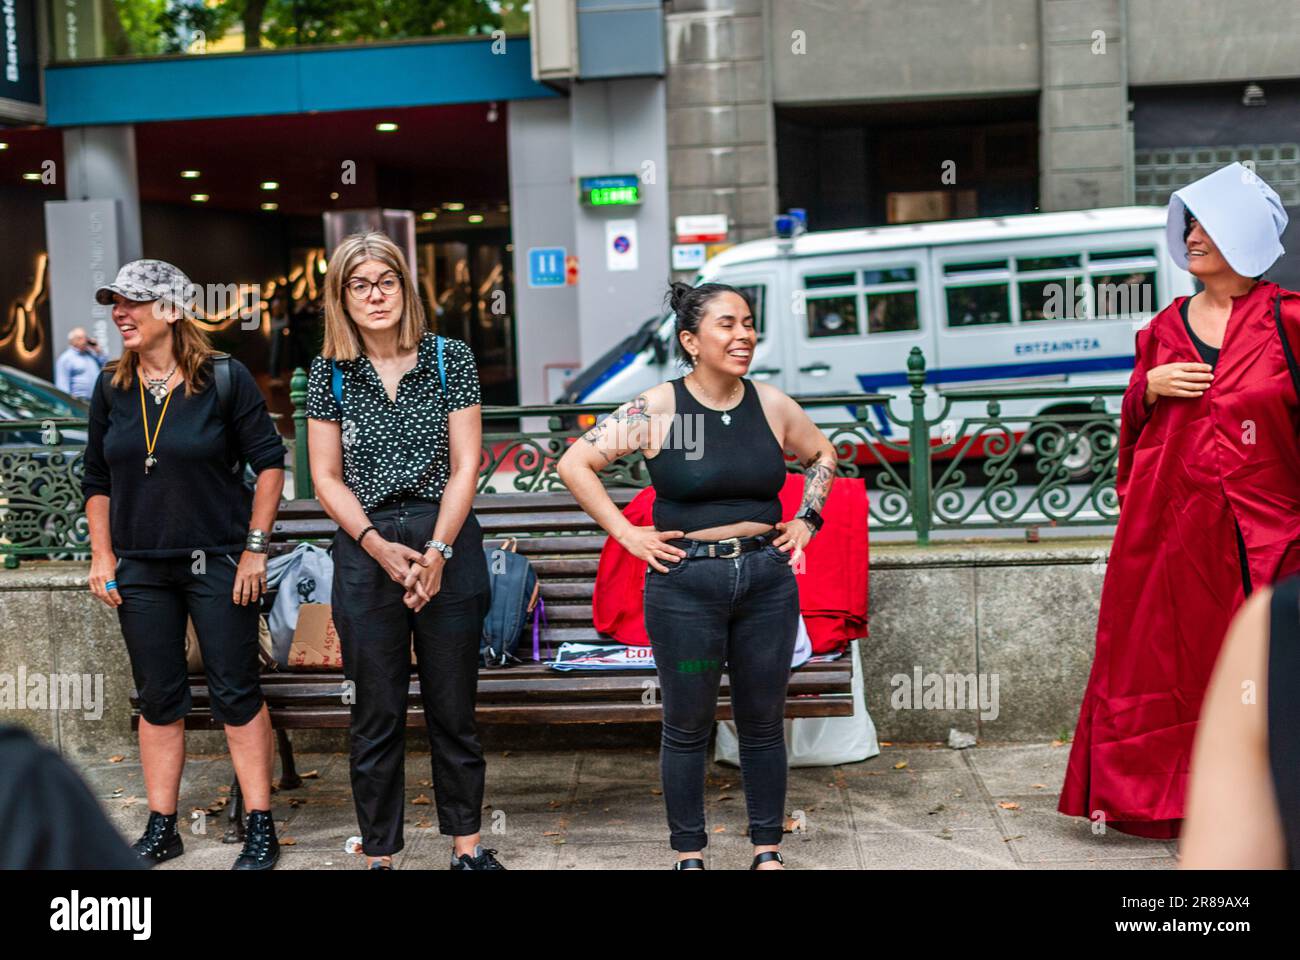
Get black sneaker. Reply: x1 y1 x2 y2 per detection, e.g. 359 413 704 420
450 846 506 870
132 811 183 866
232 810 280 870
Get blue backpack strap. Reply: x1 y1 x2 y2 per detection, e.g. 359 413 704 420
435 334 447 394
331 360 343 411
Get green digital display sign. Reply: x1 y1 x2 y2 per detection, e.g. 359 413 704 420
580 174 641 207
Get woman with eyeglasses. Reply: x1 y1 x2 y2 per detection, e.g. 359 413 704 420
306 232 502 871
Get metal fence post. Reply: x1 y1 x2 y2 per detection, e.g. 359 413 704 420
906 347 931 545
290 367 313 500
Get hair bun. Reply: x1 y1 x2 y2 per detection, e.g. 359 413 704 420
667 280 694 314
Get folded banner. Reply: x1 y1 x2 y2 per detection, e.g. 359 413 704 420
549 616 815 672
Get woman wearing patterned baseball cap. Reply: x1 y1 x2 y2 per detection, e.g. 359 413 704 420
82 259 287 869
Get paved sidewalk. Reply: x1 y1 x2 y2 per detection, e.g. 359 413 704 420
80 742 1178 870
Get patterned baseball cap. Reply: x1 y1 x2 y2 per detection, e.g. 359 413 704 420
94 260 198 316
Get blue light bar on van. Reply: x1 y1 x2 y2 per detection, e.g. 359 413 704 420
774 214 796 238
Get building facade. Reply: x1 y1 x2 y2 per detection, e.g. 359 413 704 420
2 1 1299 406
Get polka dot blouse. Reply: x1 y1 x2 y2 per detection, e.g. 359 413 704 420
307 333 481 511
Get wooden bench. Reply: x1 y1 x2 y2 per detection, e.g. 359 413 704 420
129 489 858 837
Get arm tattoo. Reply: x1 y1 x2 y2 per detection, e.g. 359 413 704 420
799 453 835 514
582 395 652 463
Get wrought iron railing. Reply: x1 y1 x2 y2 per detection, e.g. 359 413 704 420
0 348 1124 566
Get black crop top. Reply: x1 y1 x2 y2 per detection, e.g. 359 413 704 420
642 377 787 533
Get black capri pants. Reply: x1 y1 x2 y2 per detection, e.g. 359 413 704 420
116 552 264 727
330 498 491 857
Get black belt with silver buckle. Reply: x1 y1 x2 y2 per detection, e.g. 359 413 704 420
666 532 776 559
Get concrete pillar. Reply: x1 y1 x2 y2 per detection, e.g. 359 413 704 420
1038 0 1133 210
508 98 580 406
665 0 776 258
61 125 143 262
43 125 143 360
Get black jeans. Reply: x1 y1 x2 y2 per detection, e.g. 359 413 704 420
643 538 801 851
116 552 263 727
330 499 491 856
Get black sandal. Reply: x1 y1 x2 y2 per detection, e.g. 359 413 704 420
750 851 785 870
673 857 706 870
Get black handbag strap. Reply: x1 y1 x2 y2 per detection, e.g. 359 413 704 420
1275 293 1300 399
99 353 241 475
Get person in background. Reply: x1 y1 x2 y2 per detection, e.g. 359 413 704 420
267 291 291 384
54 326 107 401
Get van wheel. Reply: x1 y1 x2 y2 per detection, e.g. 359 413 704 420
1026 411 1106 482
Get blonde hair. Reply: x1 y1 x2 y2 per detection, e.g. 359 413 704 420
109 305 215 396
321 232 428 360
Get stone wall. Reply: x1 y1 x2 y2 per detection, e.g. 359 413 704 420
0 538 1111 761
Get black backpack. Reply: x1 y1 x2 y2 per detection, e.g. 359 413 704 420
98 353 250 483
481 538 543 667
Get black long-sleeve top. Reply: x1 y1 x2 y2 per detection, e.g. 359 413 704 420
81 357 285 558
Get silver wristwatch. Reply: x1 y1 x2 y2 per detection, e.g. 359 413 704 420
424 539 453 561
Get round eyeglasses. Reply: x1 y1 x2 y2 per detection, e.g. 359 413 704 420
345 273 401 300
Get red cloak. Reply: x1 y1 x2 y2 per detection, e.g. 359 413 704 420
1060 281 1300 837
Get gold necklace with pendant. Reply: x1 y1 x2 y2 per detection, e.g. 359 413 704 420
687 373 742 425
139 376 175 475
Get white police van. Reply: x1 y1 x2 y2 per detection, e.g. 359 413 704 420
561 207 1191 462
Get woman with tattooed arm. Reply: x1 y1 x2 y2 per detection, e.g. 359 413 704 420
557 281 836 871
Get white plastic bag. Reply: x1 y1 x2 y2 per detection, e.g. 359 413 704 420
714 638 878 767
266 542 334 665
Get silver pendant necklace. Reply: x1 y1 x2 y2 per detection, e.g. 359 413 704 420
688 374 742 425
141 363 178 405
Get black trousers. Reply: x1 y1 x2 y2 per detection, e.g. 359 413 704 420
330 499 491 856
116 552 264 727
643 539 801 851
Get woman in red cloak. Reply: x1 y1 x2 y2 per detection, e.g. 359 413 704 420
1060 162 1300 839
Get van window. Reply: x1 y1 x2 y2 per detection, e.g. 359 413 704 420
943 247 1160 325
863 267 916 285
1092 270 1157 319
805 272 856 289
944 259 1008 276
1016 255 1081 272
1087 248 1158 319
867 292 919 333
732 283 767 340
945 284 1011 326
943 258 1012 327
1017 254 1085 323
807 294 860 338
798 264 921 338
1019 278 1081 322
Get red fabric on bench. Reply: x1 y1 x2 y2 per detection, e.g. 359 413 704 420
592 476 868 654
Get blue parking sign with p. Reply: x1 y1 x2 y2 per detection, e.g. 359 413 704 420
528 247 567 288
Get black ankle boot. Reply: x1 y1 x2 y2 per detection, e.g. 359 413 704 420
232 810 280 870
132 811 183 866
